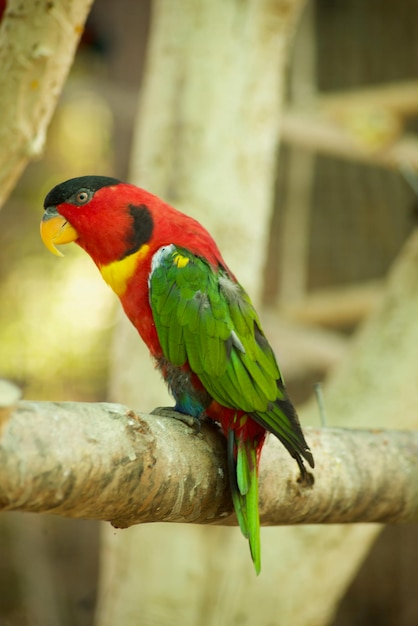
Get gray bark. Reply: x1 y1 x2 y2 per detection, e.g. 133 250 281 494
1 400 418 526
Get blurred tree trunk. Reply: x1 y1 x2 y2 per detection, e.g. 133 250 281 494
0 0 94 209
92 1 399 625
94 0 307 624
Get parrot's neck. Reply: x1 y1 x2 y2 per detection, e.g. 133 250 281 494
97 245 150 296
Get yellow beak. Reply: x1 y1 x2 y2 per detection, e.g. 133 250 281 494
40 212 79 256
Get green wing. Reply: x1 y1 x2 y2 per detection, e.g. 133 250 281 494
149 245 313 467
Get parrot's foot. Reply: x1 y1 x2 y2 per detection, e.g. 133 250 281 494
150 407 201 433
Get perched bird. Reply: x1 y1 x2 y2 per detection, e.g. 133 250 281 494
40 176 314 573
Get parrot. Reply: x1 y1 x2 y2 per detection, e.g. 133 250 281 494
40 175 314 574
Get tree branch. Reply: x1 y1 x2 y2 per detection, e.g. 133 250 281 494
1 400 418 527
0 0 93 208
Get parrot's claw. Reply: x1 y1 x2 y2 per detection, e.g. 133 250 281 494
150 406 202 433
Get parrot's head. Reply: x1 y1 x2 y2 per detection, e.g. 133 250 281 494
41 175 230 284
40 176 157 266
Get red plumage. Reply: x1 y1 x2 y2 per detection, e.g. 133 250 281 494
41 176 314 574
57 183 231 357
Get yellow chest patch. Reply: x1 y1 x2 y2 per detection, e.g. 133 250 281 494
99 245 150 296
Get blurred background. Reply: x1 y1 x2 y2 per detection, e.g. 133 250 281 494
0 0 418 624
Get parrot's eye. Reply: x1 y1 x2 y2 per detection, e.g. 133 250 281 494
73 189 92 205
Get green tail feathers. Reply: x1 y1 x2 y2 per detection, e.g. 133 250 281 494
228 429 261 575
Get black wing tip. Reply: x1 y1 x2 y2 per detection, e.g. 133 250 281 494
302 446 315 469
